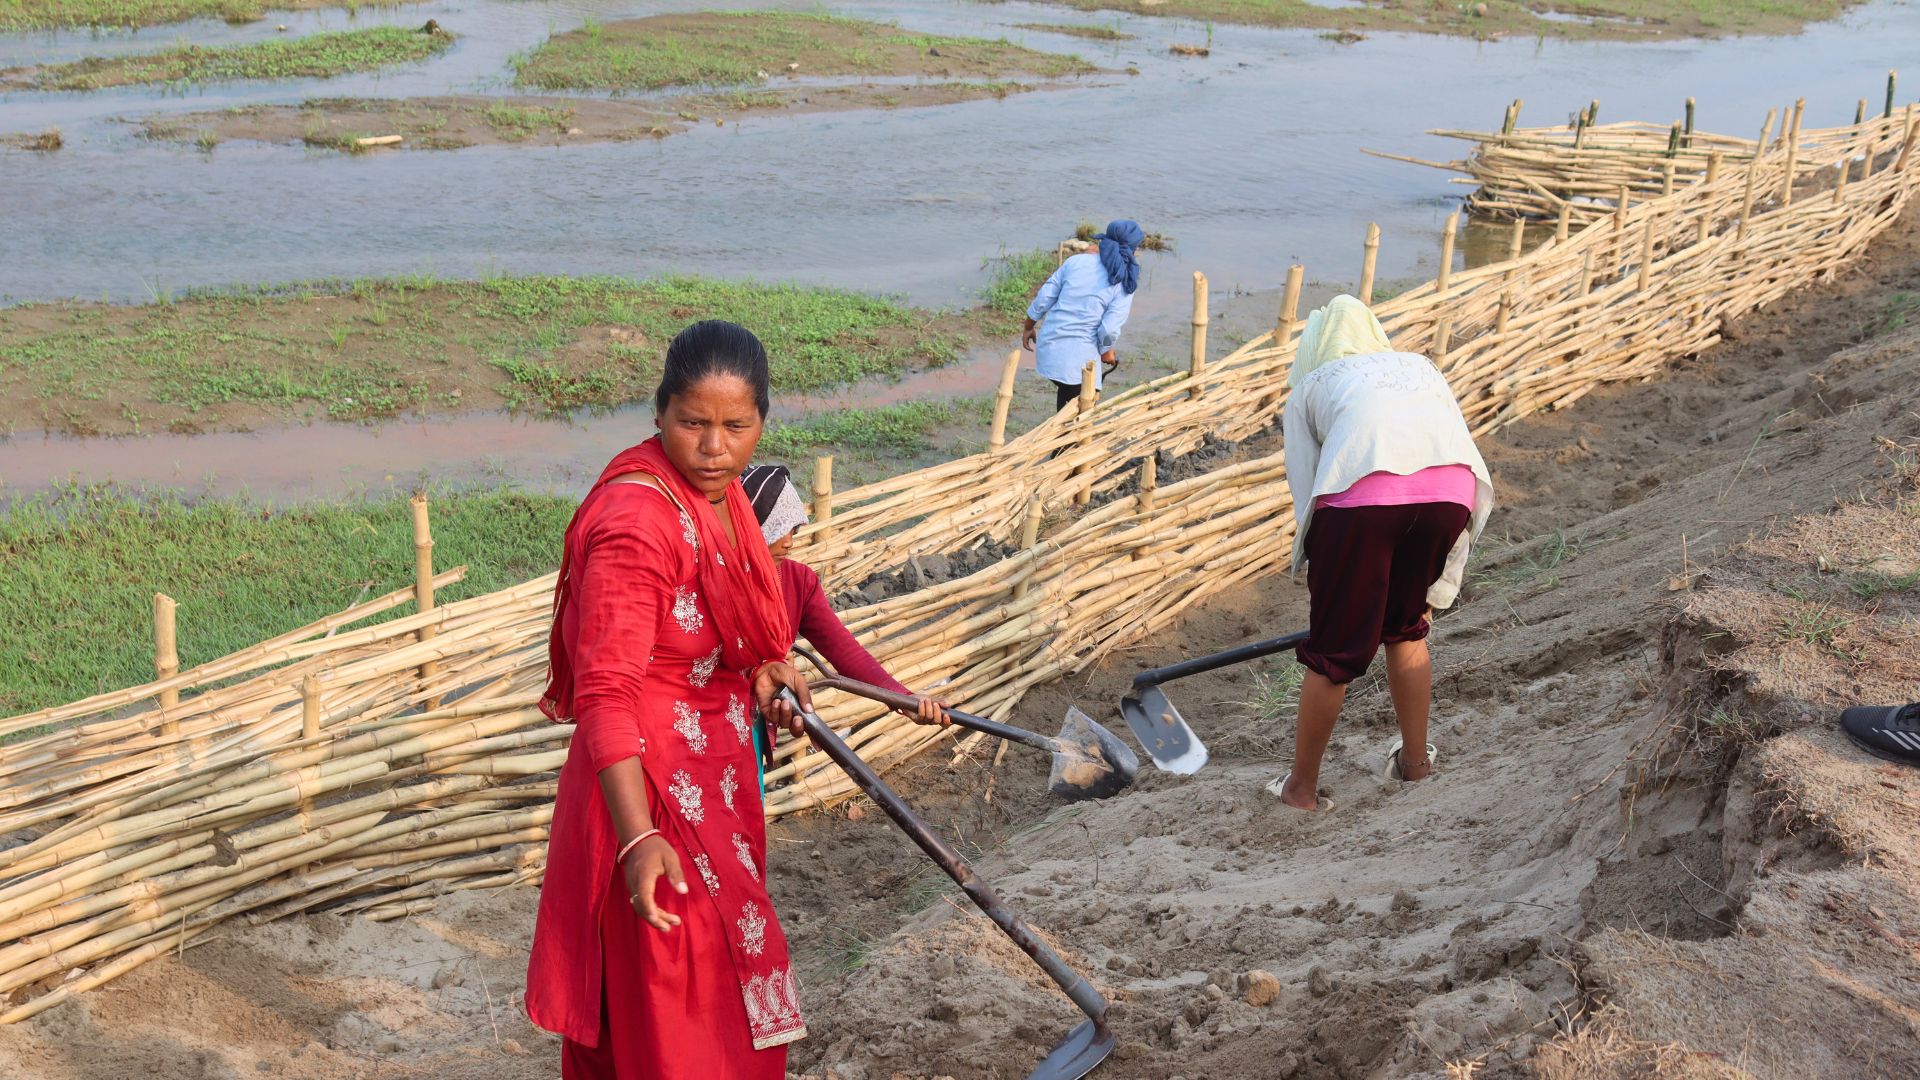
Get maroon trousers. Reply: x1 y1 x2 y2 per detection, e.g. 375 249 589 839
1295 502 1470 685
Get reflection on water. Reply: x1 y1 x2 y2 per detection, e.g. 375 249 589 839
1 0 1915 498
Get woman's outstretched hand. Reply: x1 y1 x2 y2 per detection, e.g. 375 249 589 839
624 835 687 932
753 661 815 736
904 696 950 726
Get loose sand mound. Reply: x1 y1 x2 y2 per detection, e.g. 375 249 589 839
3 216 1918 1079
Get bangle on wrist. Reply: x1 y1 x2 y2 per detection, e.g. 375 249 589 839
616 828 662 866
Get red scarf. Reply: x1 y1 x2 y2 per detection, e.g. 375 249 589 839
542 437 794 722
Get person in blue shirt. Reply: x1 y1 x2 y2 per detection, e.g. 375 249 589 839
1022 220 1144 411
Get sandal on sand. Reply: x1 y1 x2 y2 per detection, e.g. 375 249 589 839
1264 771 1334 811
1384 738 1439 781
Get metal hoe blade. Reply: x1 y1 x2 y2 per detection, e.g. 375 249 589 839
1028 1019 1117 1080
1118 683 1209 775
1047 707 1141 801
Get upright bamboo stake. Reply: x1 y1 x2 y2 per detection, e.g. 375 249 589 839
1359 223 1380 306
299 674 321 823
1433 211 1460 361
1698 152 1723 244
1684 97 1695 148
409 495 439 708
152 595 179 736
1833 152 1851 203
1613 186 1630 232
987 349 1021 452
1011 497 1044 599
1188 272 1209 400
811 456 834 538
1781 98 1805 206
1262 265 1304 407
1737 150 1762 239
1636 219 1657 292
1855 99 1867 126
1071 362 1098 506
1577 250 1595 298
1555 201 1571 243
1887 70 1898 120
1507 218 1525 261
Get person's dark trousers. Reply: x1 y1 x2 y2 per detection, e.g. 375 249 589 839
1051 379 1080 412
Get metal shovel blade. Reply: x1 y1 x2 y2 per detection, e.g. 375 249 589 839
1026 1018 1115 1080
1118 683 1209 775
1047 707 1140 801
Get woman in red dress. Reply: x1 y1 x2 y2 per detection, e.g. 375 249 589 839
526 321 820 1079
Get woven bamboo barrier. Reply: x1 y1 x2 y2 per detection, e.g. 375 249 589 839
1376 80 1903 224
1 103 1916 1020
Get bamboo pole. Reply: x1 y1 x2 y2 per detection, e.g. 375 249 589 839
1262 265 1304 408
1507 218 1526 261
1189 271 1209 400
987 350 1021 452
1359 222 1380 305
1071 362 1099 506
1684 97 1695 148
1637 219 1657 292
152 594 179 736
1781 98 1805 206
1010 498 1045 600
812 456 835 539
1555 201 1571 242
409 495 439 708
1888 70 1898 121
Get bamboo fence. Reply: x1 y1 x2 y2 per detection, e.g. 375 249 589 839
1 103 1917 1021
1375 79 1901 226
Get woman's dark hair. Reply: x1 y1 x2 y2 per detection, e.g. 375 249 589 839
653 320 771 417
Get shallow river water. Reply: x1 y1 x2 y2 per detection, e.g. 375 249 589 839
1 0 1916 497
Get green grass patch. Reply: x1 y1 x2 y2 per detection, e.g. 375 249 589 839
2 26 451 91
759 399 994 460
0 485 575 716
0 273 975 430
512 11 1092 92
1873 291 1920 336
479 100 575 141
983 249 1059 319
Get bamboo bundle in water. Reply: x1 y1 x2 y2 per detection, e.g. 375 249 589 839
1 101 1917 1020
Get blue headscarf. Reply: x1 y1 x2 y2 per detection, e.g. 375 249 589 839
1097 219 1145 295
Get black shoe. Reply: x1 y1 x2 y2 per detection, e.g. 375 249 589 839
1839 702 1920 765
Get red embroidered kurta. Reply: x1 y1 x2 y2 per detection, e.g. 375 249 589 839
779 559 909 694
527 475 803 1079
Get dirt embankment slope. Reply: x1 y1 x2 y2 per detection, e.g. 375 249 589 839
3 214 1918 1078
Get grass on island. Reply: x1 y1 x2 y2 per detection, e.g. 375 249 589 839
1 127 64 151
0 25 451 91
1013 20 1134 40
1044 0 1853 39
0 273 996 434
512 11 1092 93
0 485 575 716
0 0 418 33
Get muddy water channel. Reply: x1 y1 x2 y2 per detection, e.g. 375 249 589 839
2 0 1917 498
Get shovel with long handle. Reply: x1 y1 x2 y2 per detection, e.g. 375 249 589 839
794 658 1139 801
775 687 1115 1080
1119 630 1310 775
